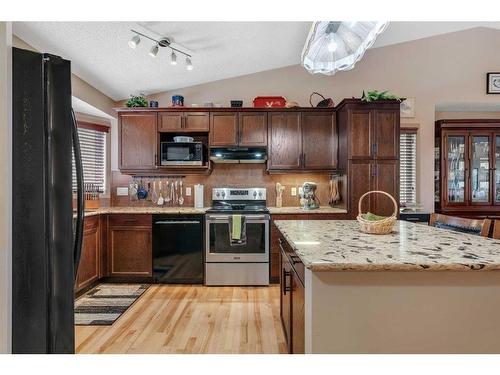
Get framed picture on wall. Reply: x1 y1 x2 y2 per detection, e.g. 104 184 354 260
400 98 415 118
486 72 500 94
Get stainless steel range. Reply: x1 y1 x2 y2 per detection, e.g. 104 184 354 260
205 187 269 286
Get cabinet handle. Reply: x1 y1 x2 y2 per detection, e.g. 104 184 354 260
182 116 185 129
303 153 306 166
291 255 301 265
371 143 376 157
282 269 291 295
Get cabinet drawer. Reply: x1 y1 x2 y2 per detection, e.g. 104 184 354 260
108 214 152 227
279 236 305 284
83 215 100 231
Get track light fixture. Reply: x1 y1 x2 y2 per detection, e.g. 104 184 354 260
128 30 193 70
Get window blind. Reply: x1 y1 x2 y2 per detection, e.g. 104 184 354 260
72 125 107 193
400 129 417 205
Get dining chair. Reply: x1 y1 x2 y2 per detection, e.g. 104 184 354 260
492 220 500 240
429 213 491 237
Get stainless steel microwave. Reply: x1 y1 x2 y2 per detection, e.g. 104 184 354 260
160 142 204 166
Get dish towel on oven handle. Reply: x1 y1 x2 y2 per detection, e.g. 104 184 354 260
229 214 247 246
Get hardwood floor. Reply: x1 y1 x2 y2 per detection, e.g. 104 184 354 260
75 285 287 354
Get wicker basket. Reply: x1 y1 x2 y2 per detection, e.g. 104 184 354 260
356 190 397 235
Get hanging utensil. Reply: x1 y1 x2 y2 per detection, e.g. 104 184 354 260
178 180 184 206
151 179 158 204
157 180 164 205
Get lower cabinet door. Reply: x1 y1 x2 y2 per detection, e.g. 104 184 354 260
76 217 100 292
108 226 152 277
291 270 305 354
280 250 292 352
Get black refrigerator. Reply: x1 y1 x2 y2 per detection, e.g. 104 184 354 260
12 47 84 354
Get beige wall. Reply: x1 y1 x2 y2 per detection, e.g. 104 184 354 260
140 27 500 212
0 22 12 354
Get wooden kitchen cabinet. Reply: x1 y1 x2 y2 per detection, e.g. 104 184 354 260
268 111 337 172
279 235 305 354
347 107 399 160
119 113 157 171
210 112 267 147
268 113 302 170
210 112 239 146
301 112 337 169
158 112 209 132
348 159 399 217
107 214 152 278
76 215 100 293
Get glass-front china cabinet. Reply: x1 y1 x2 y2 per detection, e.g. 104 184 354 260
435 119 500 218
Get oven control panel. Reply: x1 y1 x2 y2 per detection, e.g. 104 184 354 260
212 187 266 200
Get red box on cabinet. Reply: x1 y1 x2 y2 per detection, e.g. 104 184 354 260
253 96 286 108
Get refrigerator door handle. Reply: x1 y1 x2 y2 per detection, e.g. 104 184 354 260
71 108 84 281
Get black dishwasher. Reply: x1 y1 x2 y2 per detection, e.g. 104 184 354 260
153 214 204 283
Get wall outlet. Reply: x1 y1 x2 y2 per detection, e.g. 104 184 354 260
117 187 129 196
291 187 297 196
185 187 192 196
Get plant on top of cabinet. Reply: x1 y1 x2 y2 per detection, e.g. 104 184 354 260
126 95 148 107
361 90 401 102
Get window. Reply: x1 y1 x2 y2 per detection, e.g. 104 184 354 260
400 129 417 205
72 122 108 193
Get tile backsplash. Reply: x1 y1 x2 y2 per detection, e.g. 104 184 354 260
111 164 346 208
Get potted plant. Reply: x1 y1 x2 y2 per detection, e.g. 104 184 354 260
361 90 401 102
125 94 148 108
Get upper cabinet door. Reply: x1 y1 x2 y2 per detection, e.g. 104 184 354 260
443 131 468 205
158 113 183 132
119 113 157 170
301 113 337 169
209 112 238 146
184 112 210 132
349 109 373 159
239 112 268 147
374 110 399 159
268 113 302 170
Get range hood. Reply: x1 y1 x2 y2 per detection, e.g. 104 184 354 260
210 147 267 164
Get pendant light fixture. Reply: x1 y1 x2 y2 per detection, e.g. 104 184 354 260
128 30 193 70
301 21 388 75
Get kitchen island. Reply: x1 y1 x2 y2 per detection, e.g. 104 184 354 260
274 220 500 354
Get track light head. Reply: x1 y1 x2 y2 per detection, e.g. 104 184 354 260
186 57 193 71
128 34 140 49
170 51 177 65
149 43 159 58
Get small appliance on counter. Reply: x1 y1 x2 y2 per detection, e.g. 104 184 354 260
230 100 243 107
205 187 269 286
300 181 319 210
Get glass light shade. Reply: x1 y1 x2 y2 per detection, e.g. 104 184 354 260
301 21 388 75
149 44 159 58
186 57 193 71
128 34 140 49
171 51 177 65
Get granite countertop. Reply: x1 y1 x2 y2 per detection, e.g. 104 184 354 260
268 206 347 215
83 206 209 217
274 220 500 272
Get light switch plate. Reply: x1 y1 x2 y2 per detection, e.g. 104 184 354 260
291 187 297 196
186 187 192 196
117 187 129 196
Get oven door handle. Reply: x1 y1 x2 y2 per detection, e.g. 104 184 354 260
207 214 268 221
155 220 201 225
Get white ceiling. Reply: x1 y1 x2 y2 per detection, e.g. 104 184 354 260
13 21 500 101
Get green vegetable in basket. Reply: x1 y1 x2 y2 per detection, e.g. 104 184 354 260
363 212 388 221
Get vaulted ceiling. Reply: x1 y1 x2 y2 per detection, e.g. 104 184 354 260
13 21 500 101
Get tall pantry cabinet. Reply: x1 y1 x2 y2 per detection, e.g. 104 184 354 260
337 99 401 217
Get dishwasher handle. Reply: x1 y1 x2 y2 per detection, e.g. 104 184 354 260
154 220 201 225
